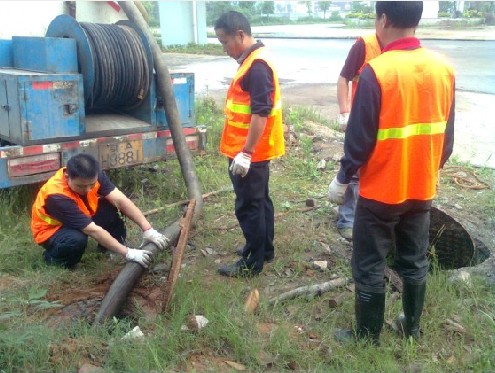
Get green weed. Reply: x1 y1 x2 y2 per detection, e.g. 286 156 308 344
0 99 493 372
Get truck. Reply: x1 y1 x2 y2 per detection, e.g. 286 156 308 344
0 1 201 188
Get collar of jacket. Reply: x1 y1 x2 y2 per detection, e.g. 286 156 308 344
383 36 421 53
236 40 265 65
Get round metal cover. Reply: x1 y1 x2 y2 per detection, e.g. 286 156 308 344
429 206 476 269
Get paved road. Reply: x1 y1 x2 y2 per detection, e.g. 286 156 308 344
166 27 495 168
197 37 495 95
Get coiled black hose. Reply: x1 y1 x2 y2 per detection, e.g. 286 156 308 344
80 22 150 110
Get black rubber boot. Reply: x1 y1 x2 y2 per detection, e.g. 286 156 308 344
400 281 426 340
335 290 385 346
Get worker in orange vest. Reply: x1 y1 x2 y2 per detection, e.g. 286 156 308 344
329 1 455 344
335 33 382 241
214 11 285 277
31 153 169 269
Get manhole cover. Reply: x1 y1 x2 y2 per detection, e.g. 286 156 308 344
429 206 489 269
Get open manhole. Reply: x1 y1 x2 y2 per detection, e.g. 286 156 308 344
429 206 491 269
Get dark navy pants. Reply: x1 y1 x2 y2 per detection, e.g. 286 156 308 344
229 159 274 272
42 198 126 268
351 197 432 293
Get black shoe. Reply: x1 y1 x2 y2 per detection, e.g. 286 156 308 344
235 246 274 263
218 260 261 278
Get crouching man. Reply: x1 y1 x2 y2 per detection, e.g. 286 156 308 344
31 153 168 269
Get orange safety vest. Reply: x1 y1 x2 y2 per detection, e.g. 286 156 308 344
31 168 100 244
220 46 285 162
351 34 382 101
359 48 455 204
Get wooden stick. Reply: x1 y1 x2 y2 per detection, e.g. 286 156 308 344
268 277 348 305
161 199 196 313
328 292 350 308
384 266 403 293
275 206 319 219
143 187 231 216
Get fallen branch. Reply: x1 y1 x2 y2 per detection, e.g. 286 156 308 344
268 277 348 305
275 206 319 219
143 187 232 216
384 266 403 293
328 291 351 308
161 199 196 313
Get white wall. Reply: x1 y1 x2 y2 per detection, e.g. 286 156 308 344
159 1 207 46
0 1 64 39
0 1 128 39
76 1 127 24
423 1 439 19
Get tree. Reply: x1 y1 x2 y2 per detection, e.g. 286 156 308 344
239 1 256 14
141 1 159 27
300 1 313 16
350 1 373 13
318 1 331 19
206 1 235 26
260 1 274 17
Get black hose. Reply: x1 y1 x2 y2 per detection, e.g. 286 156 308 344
79 22 150 110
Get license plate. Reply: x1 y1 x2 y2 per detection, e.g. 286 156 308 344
99 140 142 169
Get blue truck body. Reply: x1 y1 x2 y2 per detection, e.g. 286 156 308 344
0 25 200 189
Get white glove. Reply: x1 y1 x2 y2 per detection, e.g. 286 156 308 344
328 176 349 205
229 152 252 177
338 113 350 132
125 248 152 268
142 228 169 250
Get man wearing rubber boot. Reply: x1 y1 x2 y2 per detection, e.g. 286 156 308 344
329 1 455 344
214 11 284 277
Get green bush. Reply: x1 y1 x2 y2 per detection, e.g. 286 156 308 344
346 12 375 20
438 11 451 18
464 9 482 18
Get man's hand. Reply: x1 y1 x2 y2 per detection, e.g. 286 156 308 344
328 176 349 205
338 112 350 132
229 152 252 177
125 248 152 268
142 228 169 250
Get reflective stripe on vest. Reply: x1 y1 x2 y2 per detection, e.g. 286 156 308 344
31 168 100 244
359 47 454 204
35 209 61 226
377 121 447 141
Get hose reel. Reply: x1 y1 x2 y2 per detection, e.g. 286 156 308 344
46 15 153 111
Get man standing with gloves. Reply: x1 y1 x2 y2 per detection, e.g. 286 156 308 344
214 11 284 277
32 153 169 269
328 1 455 344
335 31 382 240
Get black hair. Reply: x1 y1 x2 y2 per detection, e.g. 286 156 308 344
376 1 423 28
214 10 251 36
66 153 99 179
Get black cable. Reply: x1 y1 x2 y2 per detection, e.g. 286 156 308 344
79 22 150 110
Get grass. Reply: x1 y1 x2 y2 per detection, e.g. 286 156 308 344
0 98 494 372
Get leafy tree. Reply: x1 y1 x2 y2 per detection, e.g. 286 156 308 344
318 1 332 19
206 1 236 26
439 1 456 14
466 1 495 13
300 1 313 16
260 1 275 17
350 1 373 13
141 1 159 27
239 1 256 14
